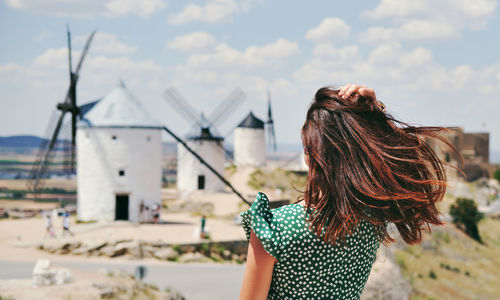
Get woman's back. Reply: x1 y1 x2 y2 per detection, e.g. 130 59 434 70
239 84 454 300
241 192 380 299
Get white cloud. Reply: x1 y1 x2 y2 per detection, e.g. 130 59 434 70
2 43 163 92
291 41 500 150
167 32 217 52
105 0 166 18
313 43 359 60
398 47 433 68
5 0 166 18
360 0 497 43
169 0 239 25
184 38 300 70
398 19 457 39
360 19 457 43
75 32 137 55
166 38 302 126
306 18 350 42
363 0 496 21
450 65 475 89
33 48 69 69
362 0 426 19
293 42 442 90
0 63 24 73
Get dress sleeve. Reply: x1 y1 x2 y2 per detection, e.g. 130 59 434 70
240 192 281 260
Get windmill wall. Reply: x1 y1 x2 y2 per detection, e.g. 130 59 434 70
177 139 226 195
234 127 266 167
77 127 162 222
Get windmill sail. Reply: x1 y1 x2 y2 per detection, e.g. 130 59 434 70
266 90 277 151
28 26 96 194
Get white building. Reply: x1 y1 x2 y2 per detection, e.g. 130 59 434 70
234 112 266 167
76 87 162 222
177 127 226 195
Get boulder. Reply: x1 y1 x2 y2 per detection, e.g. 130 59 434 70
81 240 108 252
58 242 81 254
39 241 66 253
210 252 222 261
165 286 186 300
153 247 179 261
178 252 209 263
32 260 73 287
72 246 92 256
54 269 73 285
99 245 118 257
32 259 56 286
92 283 114 298
141 245 156 258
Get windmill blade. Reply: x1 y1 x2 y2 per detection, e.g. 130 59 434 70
67 25 73 76
162 125 251 206
207 87 246 128
163 88 203 127
270 126 277 151
29 109 59 183
53 120 73 176
266 90 277 151
30 111 67 192
266 90 273 123
74 30 96 77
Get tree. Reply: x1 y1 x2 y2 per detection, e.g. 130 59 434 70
493 169 500 183
449 197 484 242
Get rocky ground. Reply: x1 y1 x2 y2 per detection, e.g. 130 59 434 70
0 263 185 300
35 238 248 263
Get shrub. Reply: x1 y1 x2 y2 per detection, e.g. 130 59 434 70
449 197 484 242
493 169 500 183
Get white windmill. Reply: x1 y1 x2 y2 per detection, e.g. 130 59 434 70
234 112 265 167
163 88 246 195
77 85 163 222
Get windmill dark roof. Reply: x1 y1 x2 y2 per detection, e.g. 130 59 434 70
238 112 264 129
187 127 224 141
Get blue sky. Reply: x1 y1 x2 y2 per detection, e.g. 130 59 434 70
1 0 500 158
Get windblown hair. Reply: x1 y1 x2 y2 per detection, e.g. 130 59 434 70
301 86 459 245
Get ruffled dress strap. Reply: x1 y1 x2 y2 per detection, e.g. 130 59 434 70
240 192 281 260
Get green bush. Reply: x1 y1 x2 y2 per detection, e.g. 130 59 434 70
493 169 500 183
449 197 484 242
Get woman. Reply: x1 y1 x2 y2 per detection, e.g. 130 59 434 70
239 84 453 299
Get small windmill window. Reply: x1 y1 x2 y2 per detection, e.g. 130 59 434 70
112 135 117 140
118 170 125 176
198 175 205 190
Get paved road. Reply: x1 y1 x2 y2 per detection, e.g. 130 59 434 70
0 260 245 300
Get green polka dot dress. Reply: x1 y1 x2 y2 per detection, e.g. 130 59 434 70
240 192 380 300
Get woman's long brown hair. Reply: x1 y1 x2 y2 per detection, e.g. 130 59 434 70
301 86 458 245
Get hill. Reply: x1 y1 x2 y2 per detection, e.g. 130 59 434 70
0 135 46 148
393 217 500 299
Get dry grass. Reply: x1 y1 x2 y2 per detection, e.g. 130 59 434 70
0 179 76 191
247 167 306 200
395 217 500 299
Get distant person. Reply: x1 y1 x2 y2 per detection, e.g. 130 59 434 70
239 84 457 299
152 202 160 224
200 215 207 239
139 200 145 223
62 211 74 237
44 213 55 238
